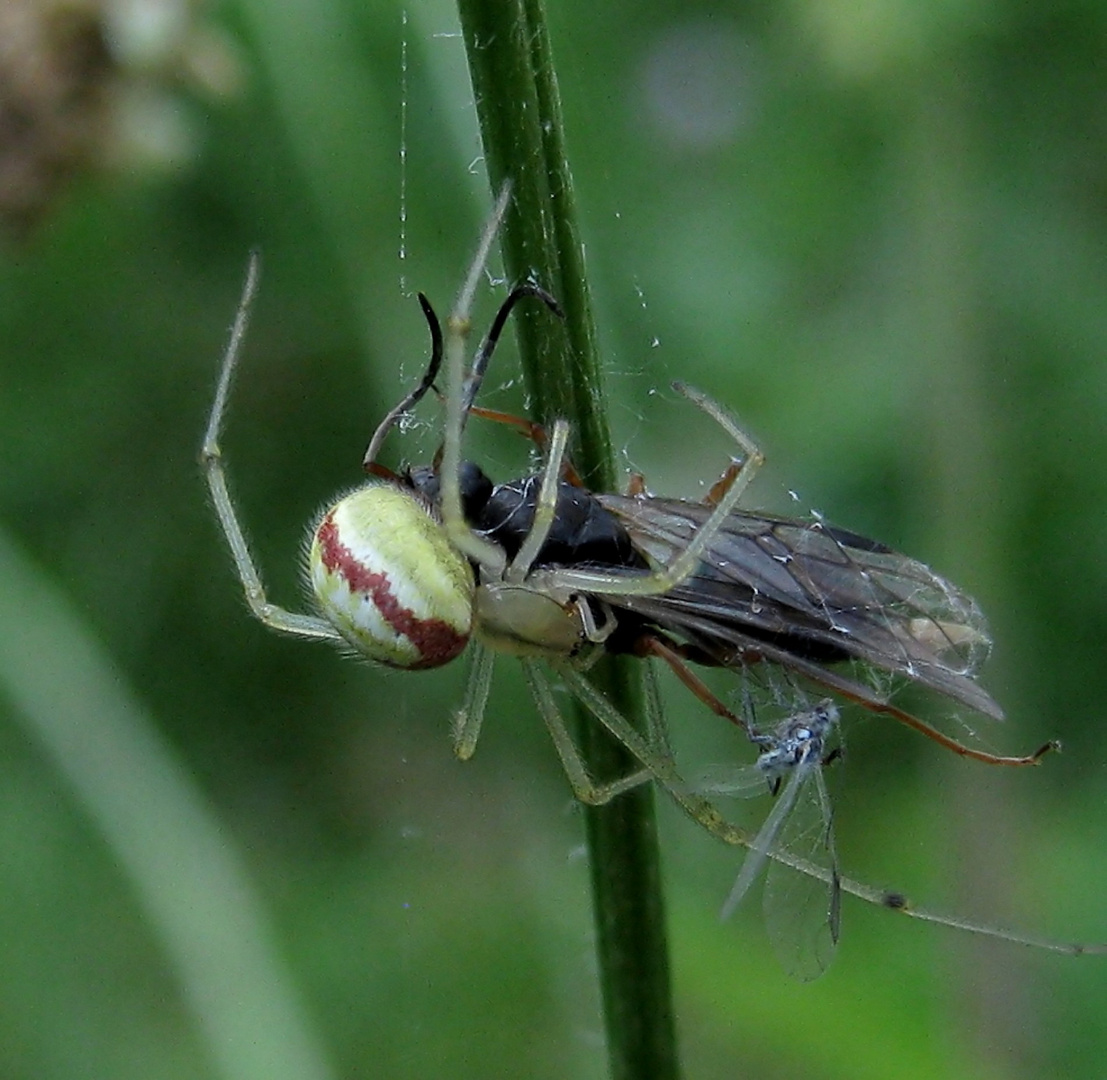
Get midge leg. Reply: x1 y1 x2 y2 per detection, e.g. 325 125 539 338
200 252 342 644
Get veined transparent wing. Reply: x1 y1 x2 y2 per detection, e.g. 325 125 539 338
596 493 1001 722
699 701 841 980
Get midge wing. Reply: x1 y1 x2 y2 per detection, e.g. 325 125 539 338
697 711 841 980
760 759 840 981
596 494 1003 722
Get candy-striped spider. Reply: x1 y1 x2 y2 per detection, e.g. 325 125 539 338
200 186 753 837
202 186 1106 967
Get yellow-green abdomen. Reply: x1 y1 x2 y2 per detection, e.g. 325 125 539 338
309 484 474 668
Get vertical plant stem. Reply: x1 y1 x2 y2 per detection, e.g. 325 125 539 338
456 2 681 1078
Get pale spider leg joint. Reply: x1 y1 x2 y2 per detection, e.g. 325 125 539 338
521 660 653 805
522 380 766 600
575 596 616 645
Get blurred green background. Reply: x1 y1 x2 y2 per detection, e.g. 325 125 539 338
2 0 1106 1077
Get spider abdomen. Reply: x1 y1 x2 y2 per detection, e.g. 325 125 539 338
308 484 474 668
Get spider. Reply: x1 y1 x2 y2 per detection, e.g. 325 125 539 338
200 185 750 843
202 186 1099 961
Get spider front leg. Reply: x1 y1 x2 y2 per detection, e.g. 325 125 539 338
200 253 342 644
530 381 765 601
451 643 495 761
437 184 514 574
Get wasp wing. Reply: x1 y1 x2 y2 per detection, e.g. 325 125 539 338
596 494 1002 721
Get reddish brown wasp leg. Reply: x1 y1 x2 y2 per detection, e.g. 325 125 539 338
465 405 586 488
812 676 1057 766
714 635 1057 766
634 634 757 738
364 461 402 482
704 461 743 508
468 403 546 441
624 466 742 505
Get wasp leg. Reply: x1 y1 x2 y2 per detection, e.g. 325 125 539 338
459 404 586 488
709 630 1057 767
633 632 757 740
703 460 743 508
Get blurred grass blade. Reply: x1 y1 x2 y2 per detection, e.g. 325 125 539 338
0 526 336 1080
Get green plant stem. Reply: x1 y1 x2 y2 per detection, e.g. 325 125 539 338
456 3 680 1079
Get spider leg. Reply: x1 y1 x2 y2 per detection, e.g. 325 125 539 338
526 381 766 600
624 667 1091 953
552 662 774 847
452 643 495 760
522 660 654 804
200 252 341 643
438 185 512 573
508 420 571 582
552 655 909 932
